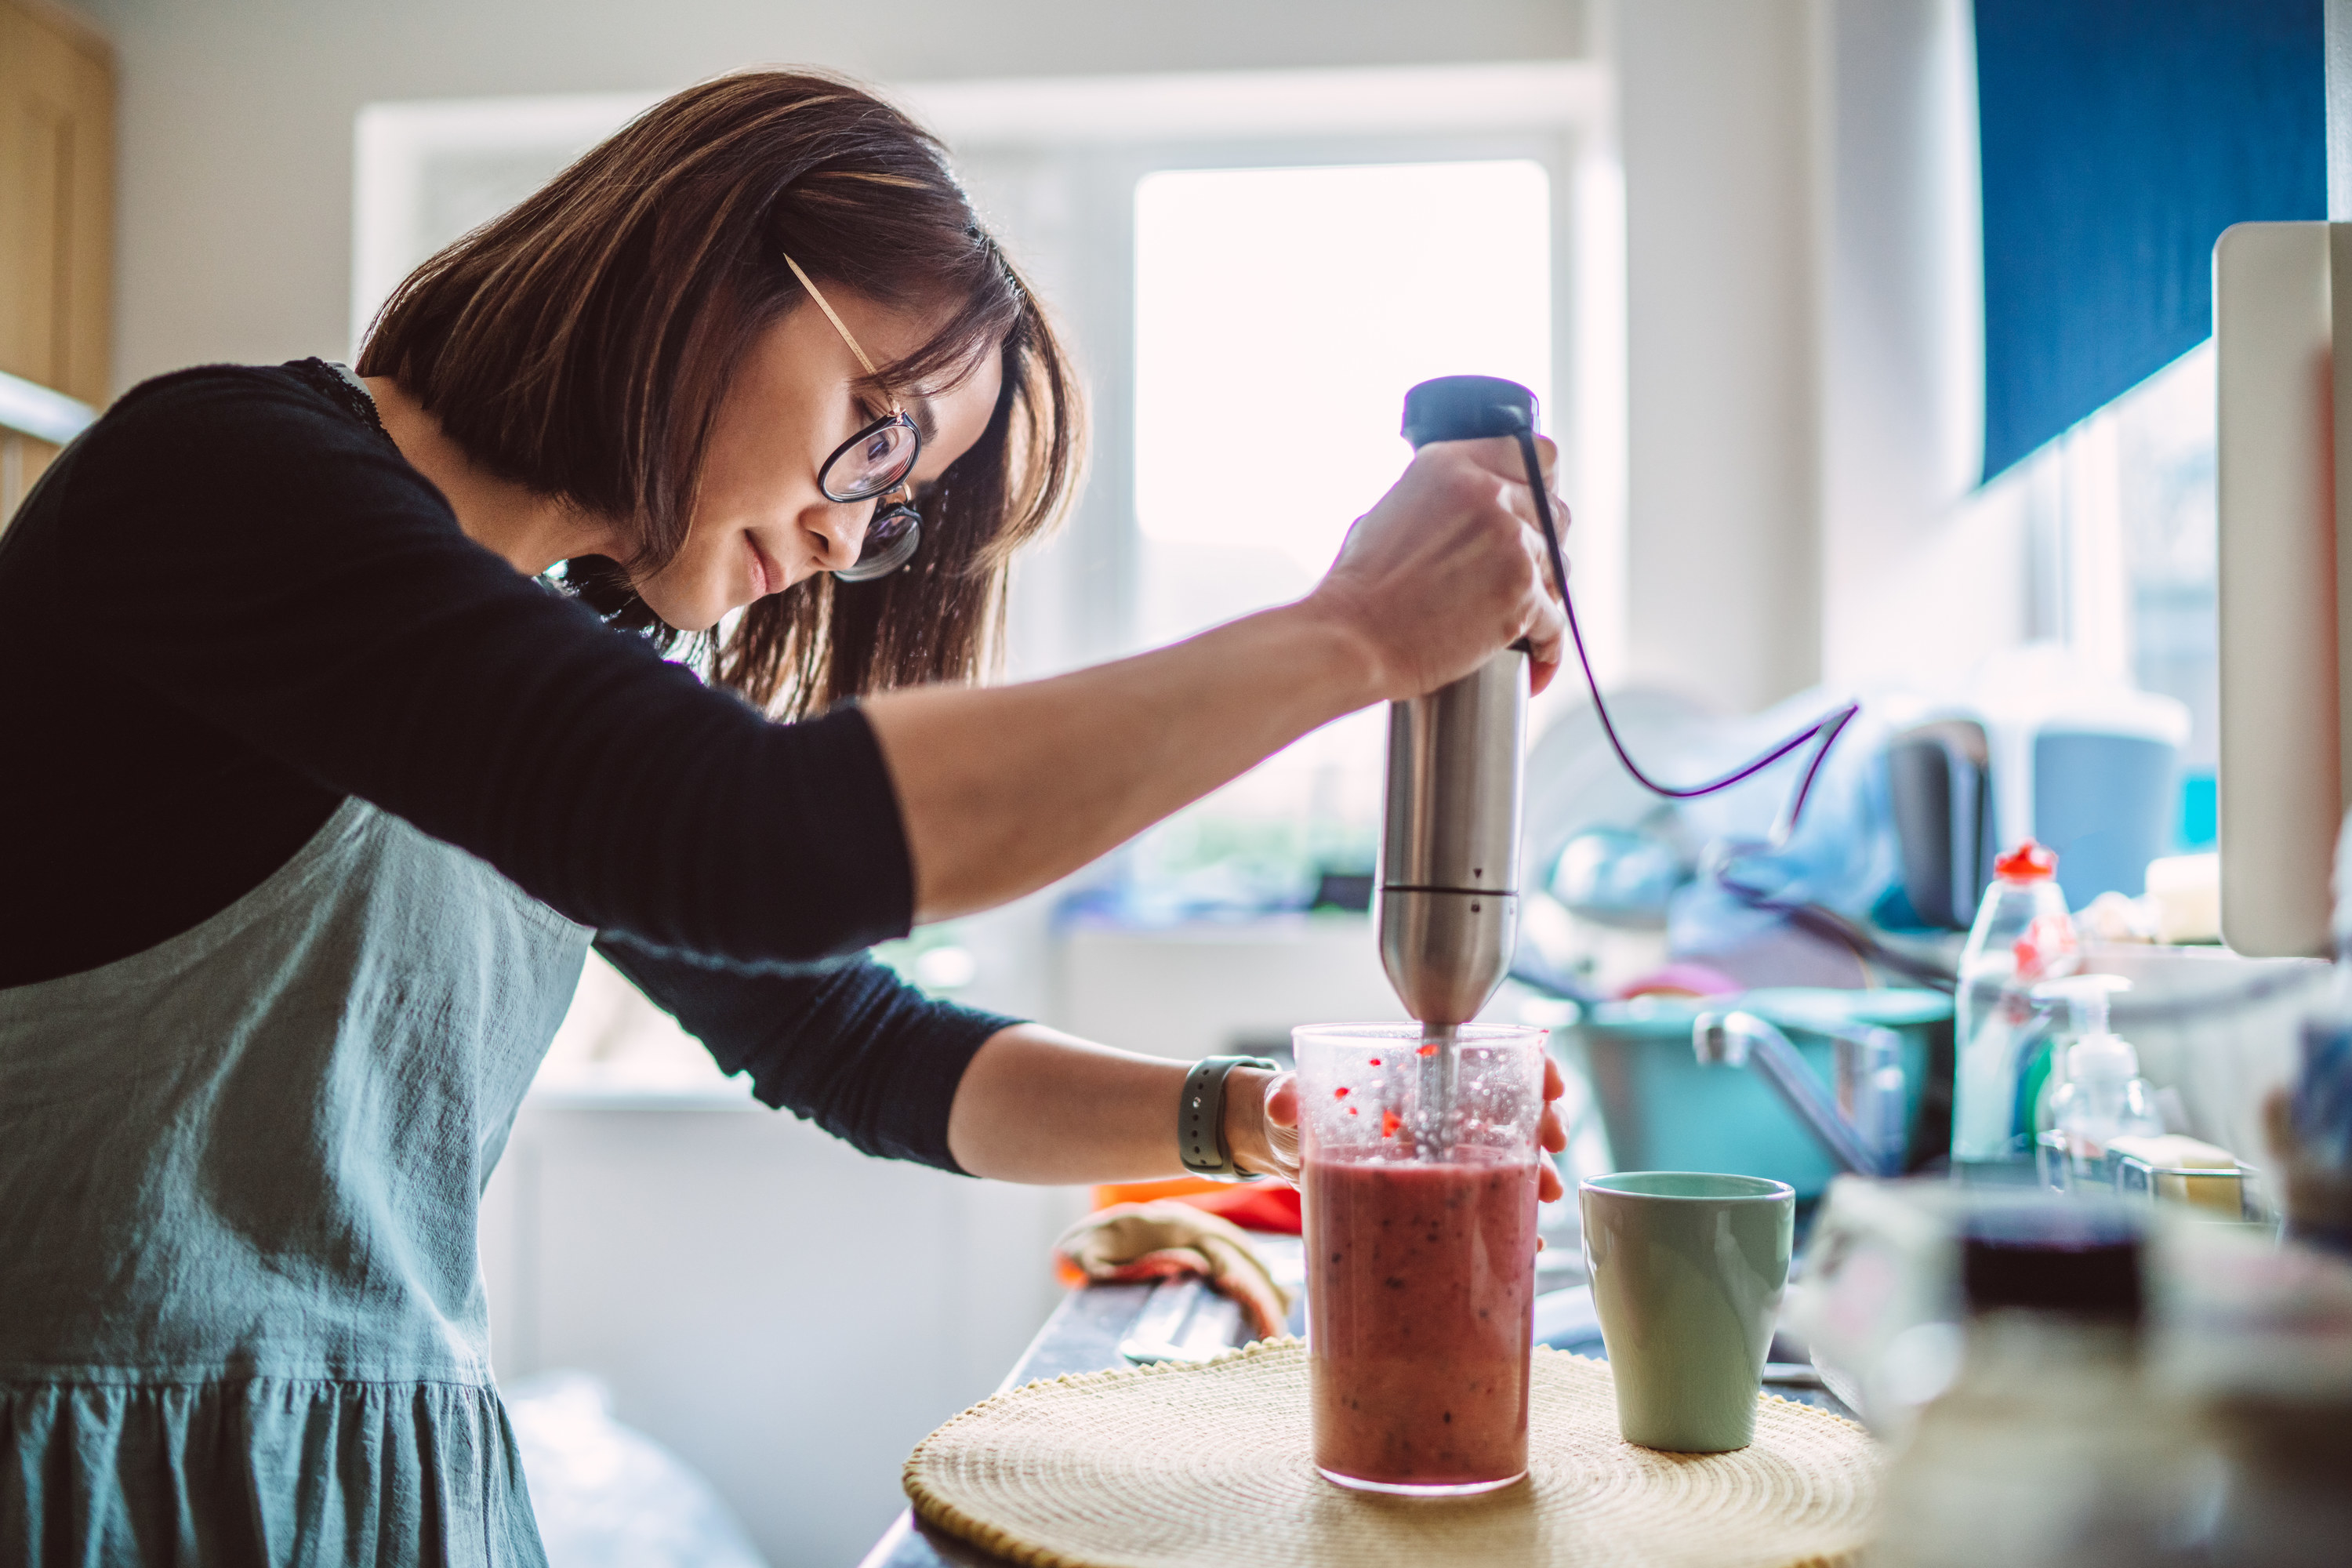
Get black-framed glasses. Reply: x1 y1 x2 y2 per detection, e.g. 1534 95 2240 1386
786 252 924 580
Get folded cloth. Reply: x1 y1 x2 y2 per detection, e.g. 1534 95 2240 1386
1054 1201 1294 1338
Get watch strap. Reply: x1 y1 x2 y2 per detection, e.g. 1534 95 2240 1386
1179 1055 1279 1178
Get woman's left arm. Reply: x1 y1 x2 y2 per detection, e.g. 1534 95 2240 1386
599 932 1563 1196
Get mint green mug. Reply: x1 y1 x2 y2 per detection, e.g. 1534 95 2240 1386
1579 1171 1795 1453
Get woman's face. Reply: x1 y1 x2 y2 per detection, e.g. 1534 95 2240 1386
633 292 1004 632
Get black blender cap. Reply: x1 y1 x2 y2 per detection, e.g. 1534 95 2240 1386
1960 1202 2146 1322
1402 376 1540 448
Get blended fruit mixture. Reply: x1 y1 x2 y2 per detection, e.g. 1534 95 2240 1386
1305 1152 1541 1487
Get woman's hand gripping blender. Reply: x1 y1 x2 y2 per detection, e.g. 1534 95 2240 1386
1307 433 1572 703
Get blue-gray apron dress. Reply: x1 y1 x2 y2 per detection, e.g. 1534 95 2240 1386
0 797 592 1564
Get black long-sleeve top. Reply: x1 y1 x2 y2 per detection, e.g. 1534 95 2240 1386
0 359 1014 1173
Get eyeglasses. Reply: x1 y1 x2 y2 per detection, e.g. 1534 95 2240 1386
784 253 924 582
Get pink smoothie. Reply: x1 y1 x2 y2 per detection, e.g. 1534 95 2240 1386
1305 1153 1541 1488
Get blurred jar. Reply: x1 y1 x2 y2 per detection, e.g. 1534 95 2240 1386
1871 1203 2215 1568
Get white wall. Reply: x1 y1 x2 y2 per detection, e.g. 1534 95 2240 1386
1610 0 2030 712
1814 0 2029 694
1614 0 1822 713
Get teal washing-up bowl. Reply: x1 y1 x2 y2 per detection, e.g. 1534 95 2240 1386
1563 988 1952 1199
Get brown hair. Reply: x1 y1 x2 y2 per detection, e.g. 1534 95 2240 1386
358 70 1083 717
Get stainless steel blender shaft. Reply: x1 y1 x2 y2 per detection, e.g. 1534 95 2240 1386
1377 647 1528 1027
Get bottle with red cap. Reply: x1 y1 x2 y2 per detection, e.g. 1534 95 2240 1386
1951 840 2081 1167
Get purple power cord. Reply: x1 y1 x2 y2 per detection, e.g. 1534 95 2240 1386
1513 430 1859 848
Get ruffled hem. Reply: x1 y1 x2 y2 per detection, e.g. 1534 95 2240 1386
0 1376 544 1567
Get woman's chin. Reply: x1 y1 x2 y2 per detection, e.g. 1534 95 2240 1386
633 587 728 634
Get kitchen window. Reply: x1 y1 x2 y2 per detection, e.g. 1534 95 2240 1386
2015 343 2219 851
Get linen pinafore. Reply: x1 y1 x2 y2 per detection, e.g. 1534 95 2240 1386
0 794 591 1564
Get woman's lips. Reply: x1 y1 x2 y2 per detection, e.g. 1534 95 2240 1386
745 533 781 599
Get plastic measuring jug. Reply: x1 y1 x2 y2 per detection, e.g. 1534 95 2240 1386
1294 1022 1548 1495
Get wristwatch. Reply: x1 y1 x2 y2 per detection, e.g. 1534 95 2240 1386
1179 1054 1280 1179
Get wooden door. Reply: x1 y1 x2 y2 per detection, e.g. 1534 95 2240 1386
0 0 112 524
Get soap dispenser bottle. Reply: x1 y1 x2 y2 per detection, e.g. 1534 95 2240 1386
1954 841 2081 1168
2033 975 2163 1191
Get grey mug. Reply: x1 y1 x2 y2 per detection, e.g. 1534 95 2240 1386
1580 1171 1795 1453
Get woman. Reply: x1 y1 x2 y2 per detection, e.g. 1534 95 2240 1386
0 71 1570 1563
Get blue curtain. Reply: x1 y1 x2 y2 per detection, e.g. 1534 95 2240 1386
1976 0 2325 480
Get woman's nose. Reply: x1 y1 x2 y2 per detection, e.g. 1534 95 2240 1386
804 501 869 573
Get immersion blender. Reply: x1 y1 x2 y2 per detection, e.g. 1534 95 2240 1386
1380 376 1539 1148
1377 374 1857 1150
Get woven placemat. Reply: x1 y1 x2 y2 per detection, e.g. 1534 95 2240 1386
906 1339 1878 1568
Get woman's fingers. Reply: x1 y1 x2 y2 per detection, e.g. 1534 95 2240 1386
1494 444 1570 695
1540 1106 1568 1156
1537 1055 1569 1200
1257 1072 1301 1182
1522 567 1568 695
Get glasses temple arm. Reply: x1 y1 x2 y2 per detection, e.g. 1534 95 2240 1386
782 253 885 383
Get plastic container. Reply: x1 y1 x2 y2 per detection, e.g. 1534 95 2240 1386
2031 975 2163 1191
2286 806 2352 1254
2292 977 2352 1254
1564 989 1948 1197
1294 1022 1548 1496
1952 841 2080 1165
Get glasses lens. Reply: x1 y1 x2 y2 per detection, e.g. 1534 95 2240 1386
821 415 919 503
835 503 921 583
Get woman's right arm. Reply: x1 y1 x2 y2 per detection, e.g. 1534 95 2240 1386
867 434 1566 921
56 369 1560 963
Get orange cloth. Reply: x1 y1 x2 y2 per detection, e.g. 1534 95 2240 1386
1054 1201 1293 1338
1088 1179 1303 1235
1169 1181 1301 1234
1090 1176 1229 1209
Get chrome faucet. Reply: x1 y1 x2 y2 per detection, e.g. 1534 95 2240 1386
1692 1011 1909 1178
